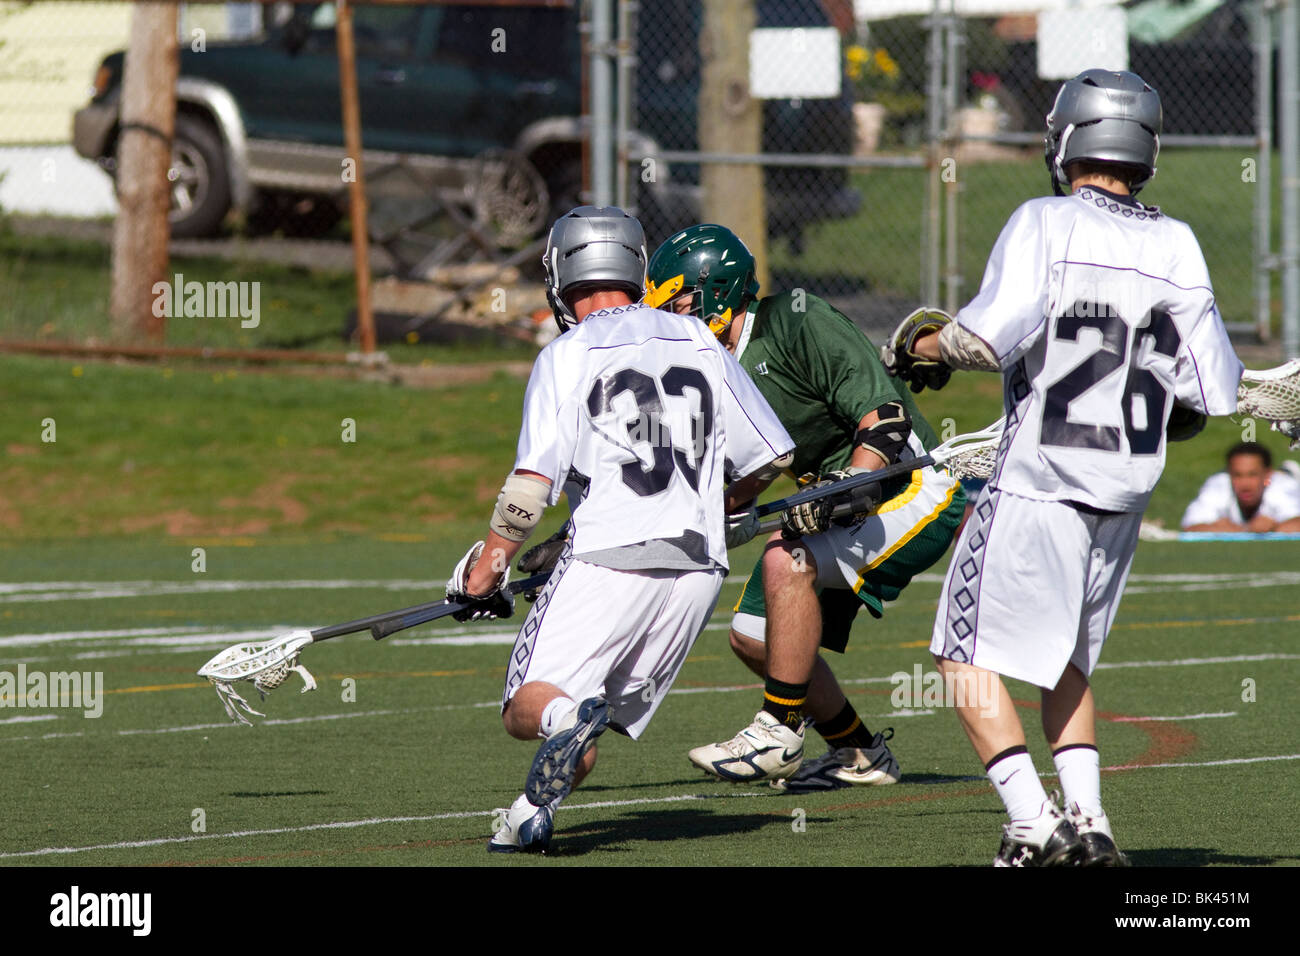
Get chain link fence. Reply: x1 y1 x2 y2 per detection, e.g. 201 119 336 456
941 0 1271 339
626 0 934 335
625 0 1278 343
0 0 1284 353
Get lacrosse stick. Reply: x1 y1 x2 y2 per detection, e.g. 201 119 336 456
1238 360 1300 448
750 421 1003 534
197 571 551 724
744 417 1004 524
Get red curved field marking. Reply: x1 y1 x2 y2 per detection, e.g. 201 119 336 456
1011 697 1200 769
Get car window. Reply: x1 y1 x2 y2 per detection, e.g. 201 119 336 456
298 2 421 59
434 5 572 76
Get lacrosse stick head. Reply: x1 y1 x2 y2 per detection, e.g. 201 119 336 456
933 417 1005 480
198 630 318 725
1237 361 1300 450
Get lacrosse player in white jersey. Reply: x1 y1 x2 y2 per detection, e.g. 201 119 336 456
446 206 794 854
883 70 1243 866
1181 441 1300 532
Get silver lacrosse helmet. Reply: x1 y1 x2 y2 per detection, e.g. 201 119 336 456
542 205 647 333
1044 69 1162 196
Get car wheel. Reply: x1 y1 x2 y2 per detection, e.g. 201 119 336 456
166 114 231 238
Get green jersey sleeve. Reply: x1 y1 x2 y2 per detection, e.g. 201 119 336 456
791 296 902 433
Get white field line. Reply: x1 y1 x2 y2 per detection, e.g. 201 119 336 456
1 568 1297 607
0 714 58 725
0 621 737 653
1103 752 1300 772
5 751 1300 861
0 790 770 860
0 579 440 604
0 627 259 649
1112 712 1237 722
0 705 482 743
1095 652 1300 670
2 651 1283 744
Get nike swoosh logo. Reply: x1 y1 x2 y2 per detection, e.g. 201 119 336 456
997 769 1020 786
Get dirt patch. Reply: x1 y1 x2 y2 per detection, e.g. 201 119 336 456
117 474 310 537
216 474 309 526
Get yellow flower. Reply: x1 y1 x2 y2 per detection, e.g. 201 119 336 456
874 47 899 79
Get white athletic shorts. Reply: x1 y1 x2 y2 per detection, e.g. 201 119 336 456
930 485 1142 689
502 551 724 739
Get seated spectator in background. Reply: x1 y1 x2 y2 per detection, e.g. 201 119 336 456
1181 442 1300 533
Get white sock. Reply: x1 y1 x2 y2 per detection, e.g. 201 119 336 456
1053 743 1102 815
539 696 577 739
987 748 1048 821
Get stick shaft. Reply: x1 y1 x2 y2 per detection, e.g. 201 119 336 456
753 455 934 517
309 572 552 642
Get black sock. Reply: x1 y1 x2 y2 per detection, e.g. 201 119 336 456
816 700 874 749
762 677 809 730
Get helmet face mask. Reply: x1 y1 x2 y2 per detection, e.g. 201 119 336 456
542 206 647 333
644 224 760 340
1044 69 1162 196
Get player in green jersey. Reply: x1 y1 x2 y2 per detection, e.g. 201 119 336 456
644 224 966 791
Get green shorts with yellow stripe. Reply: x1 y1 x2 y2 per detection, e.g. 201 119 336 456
731 477 965 653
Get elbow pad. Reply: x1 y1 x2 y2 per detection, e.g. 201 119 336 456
937 322 1000 372
749 450 795 483
855 401 912 465
490 473 550 543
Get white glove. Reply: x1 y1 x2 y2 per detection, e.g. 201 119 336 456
725 510 761 549
446 541 514 622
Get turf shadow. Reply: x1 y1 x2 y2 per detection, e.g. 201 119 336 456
541 806 826 856
228 790 331 798
1126 847 1300 867
575 776 753 794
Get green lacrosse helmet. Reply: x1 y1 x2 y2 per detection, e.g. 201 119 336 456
644 224 760 338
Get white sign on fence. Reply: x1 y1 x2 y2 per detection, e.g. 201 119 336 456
1038 7 1129 80
750 27 842 100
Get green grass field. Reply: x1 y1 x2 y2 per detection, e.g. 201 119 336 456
770 148 1273 329
0 535 1296 866
2 353 1298 866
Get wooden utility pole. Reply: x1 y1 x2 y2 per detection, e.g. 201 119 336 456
699 0 768 291
110 2 178 343
336 0 377 355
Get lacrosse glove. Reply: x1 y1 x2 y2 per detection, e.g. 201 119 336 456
516 524 569 601
780 468 883 540
1166 404 1208 443
1274 419 1300 451
725 510 761 549
881 307 954 393
447 541 515 622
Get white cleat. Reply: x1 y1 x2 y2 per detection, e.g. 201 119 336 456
993 794 1083 867
688 711 805 782
488 797 555 855
771 729 901 792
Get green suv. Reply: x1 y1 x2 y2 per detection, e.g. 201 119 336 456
73 1 858 246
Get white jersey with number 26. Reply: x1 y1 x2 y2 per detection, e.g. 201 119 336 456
513 303 794 569
957 187 1243 512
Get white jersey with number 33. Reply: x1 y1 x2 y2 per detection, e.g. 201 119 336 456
958 187 1243 512
513 304 794 568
